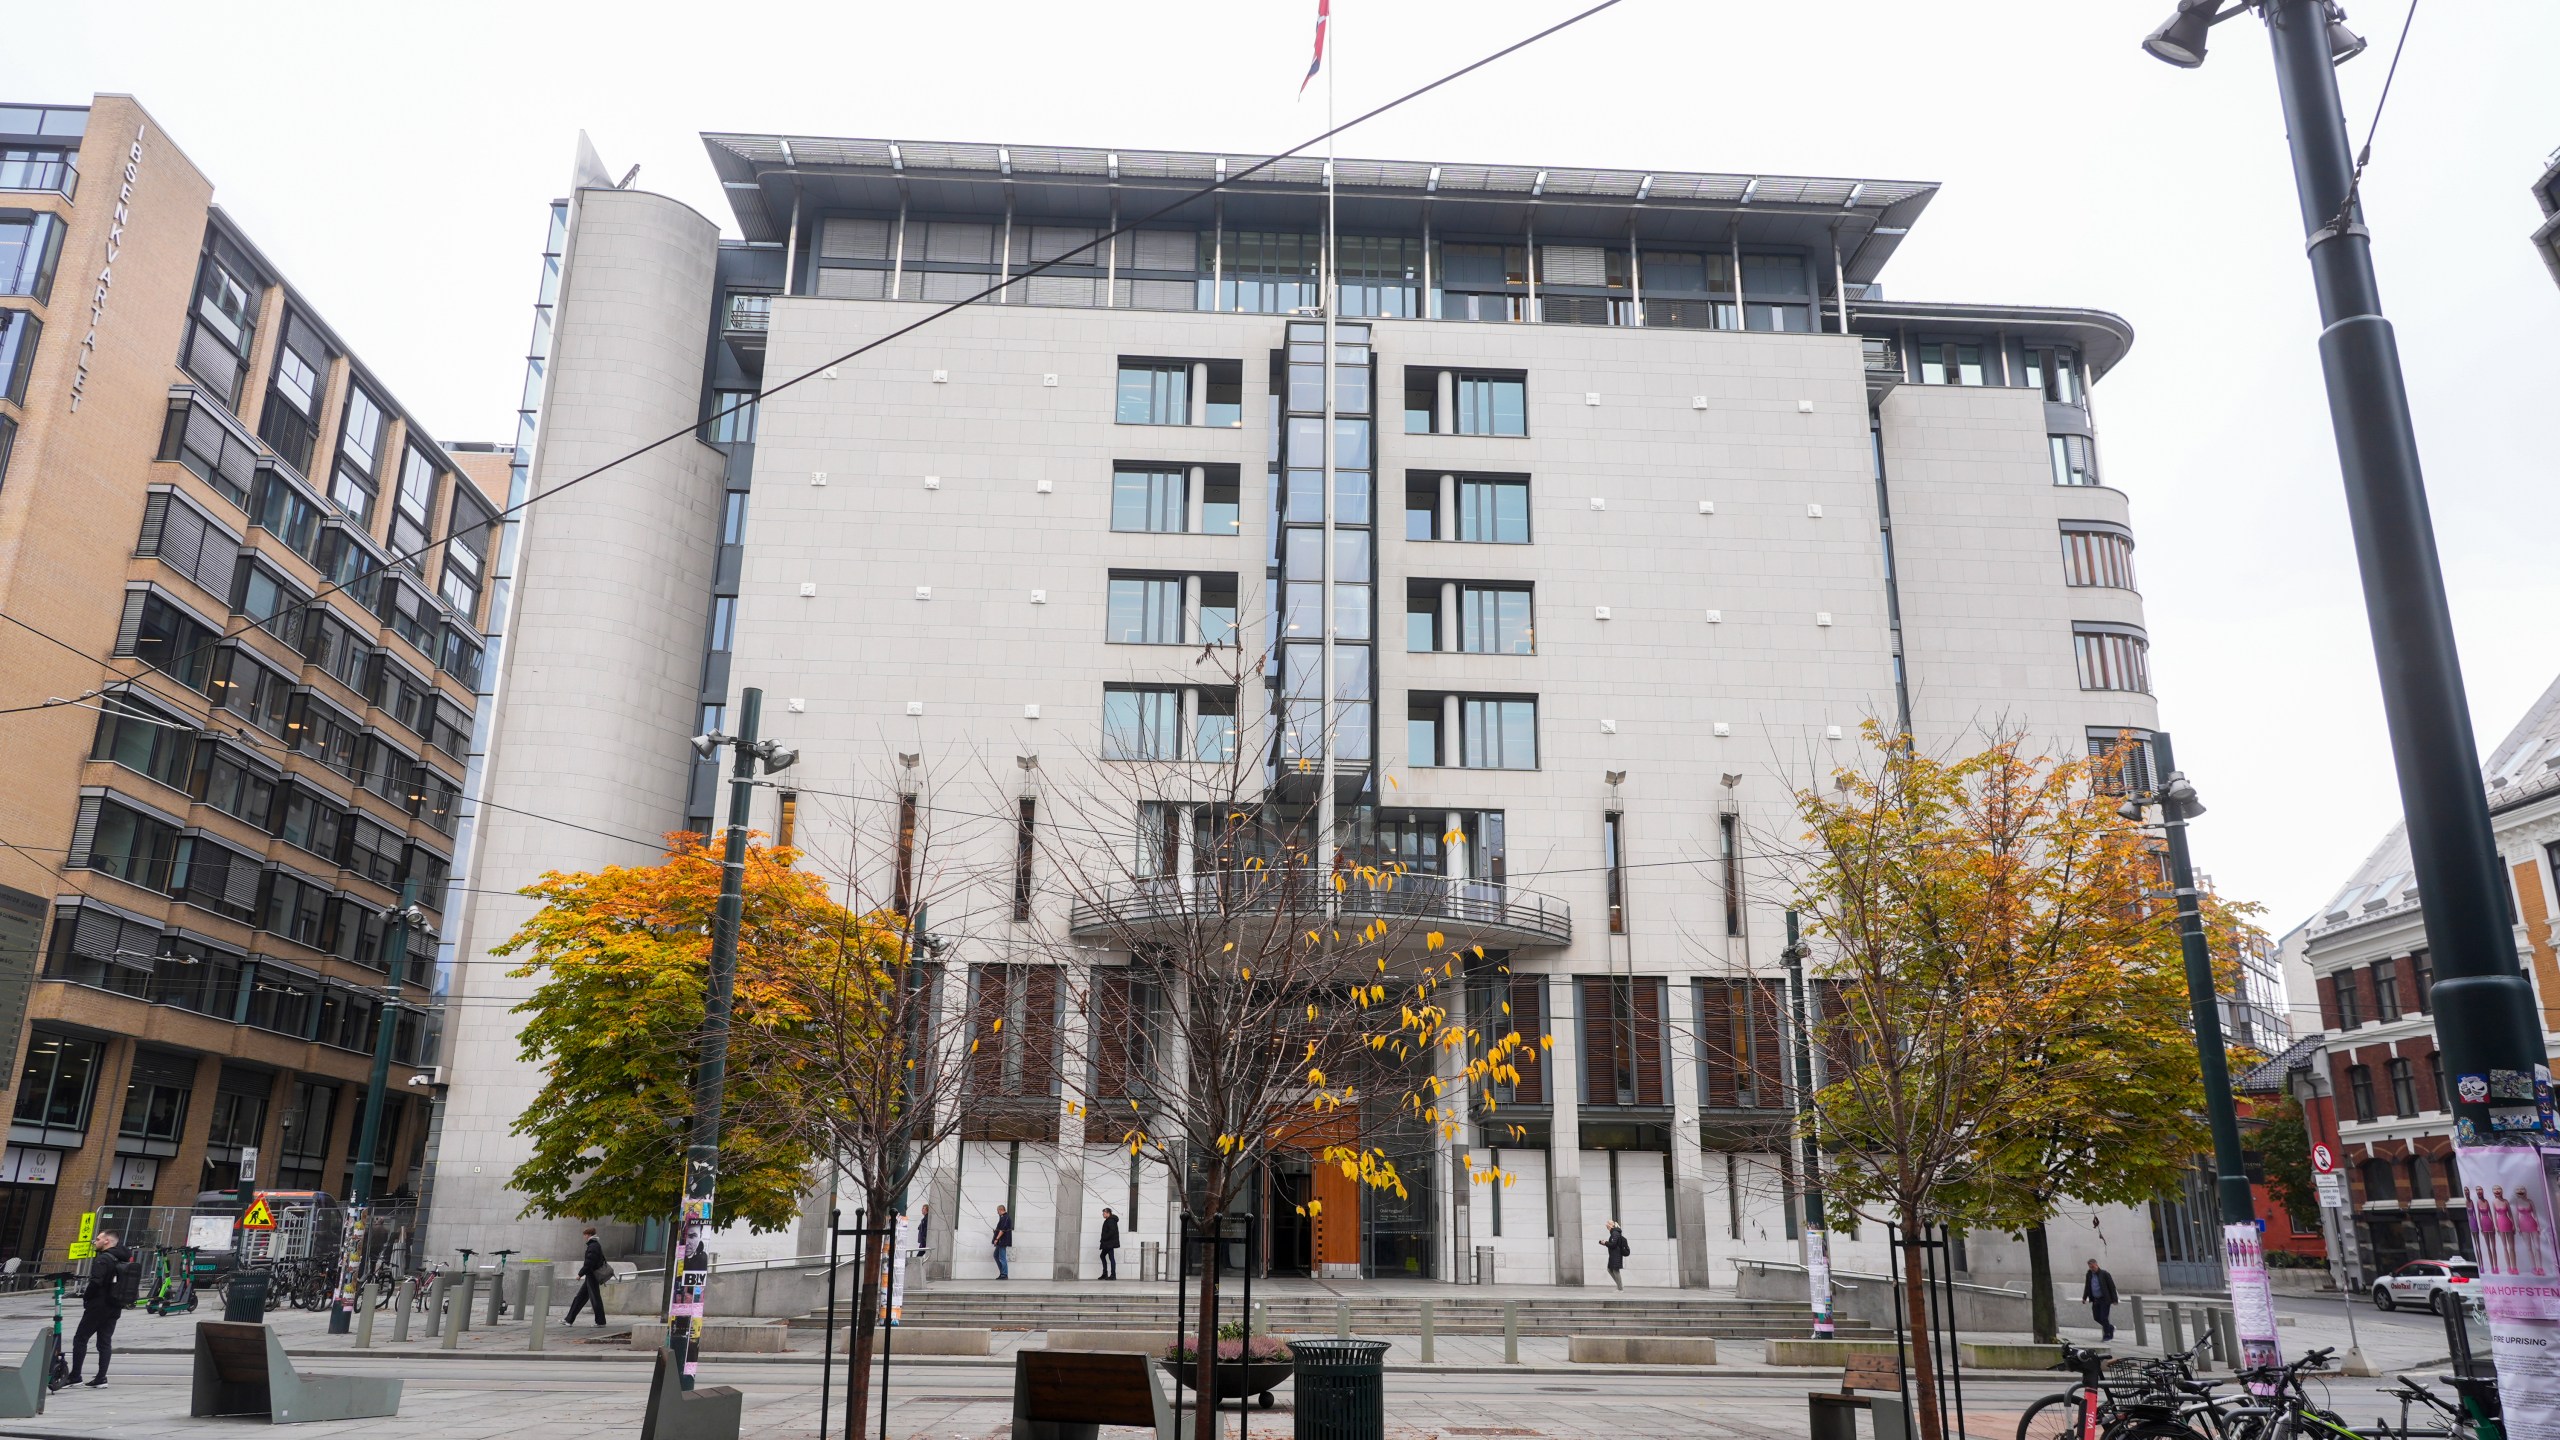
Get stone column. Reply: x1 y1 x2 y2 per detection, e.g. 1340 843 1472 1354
1051 960 1090 1280
1545 973 1587 1284
925 959 971 1280
1434 371 1455 435
1189 362 1208 427
1665 974 1715 1287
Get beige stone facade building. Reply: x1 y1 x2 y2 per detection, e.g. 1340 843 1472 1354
0 96 500 1263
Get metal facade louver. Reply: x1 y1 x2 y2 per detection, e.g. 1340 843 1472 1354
1540 246 1609 288
819 217 890 260
66 795 103 869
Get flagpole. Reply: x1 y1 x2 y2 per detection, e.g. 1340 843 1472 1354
1316 0 1339 895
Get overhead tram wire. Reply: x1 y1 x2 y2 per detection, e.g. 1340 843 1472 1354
0 0 1633 730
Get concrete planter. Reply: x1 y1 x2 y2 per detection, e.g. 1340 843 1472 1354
1568 1336 1718 1365
1041 1330 1170 1353
1766 1338 1905 1367
626 1319 789 1353
1960 1342 2062 1370
845 1327 989 1355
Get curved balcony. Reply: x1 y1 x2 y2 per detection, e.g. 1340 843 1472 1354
1068 869 1571 952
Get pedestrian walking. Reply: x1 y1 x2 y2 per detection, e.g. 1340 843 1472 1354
1099 1207 1121 1280
565 1226 610 1326
914 1203 932 1259
67 1230 132 1388
2082 1258 2119 1341
992 1205 1015 1280
1601 1220 1630 1291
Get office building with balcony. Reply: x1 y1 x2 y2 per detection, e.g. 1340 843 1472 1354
0 96 502 1263
435 132 2168 1289
2298 672 2560 1282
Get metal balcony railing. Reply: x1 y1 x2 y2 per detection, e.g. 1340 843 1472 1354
1068 868 1571 947
725 293 772 332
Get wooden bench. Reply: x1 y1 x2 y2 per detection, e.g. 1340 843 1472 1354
640 1345 742 1440
1807 1352 1908 1440
190 1321 402 1424
1012 1349 1178 1440
0 1329 53 1418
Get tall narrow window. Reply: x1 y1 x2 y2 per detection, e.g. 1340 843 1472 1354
1453 374 1526 435
1455 477 1530 543
1012 797 1036 922
1719 812 1742 937
895 792 919 916
1110 468 1186 533
1458 584 1534 654
1603 812 1626 934
2060 525 2137 589
1918 341 1984 386
2049 433 2099 486
2073 624 2151 693
1115 363 1190 425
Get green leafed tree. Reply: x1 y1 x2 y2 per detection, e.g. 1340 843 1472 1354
500 833 828 1232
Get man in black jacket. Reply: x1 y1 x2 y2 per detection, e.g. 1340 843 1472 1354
67 1232 130 1388
565 1227 610 1326
1098 1207 1120 1280
2082 1258 2120 1340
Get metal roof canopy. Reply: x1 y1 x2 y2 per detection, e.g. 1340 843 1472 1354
1849 298 2138 380
701 133 1938 287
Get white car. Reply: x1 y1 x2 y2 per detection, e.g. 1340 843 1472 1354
2373 1258 2480 1314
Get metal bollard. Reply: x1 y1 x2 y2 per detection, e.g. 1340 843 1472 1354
529 1272 552 1353
441 1276 467 1350
2162 1302 2185 1359
2216 1308 2238 1367
1336 1300 1351 1339
355 1282 376 1349
2132 1295 2147 1348
488 1270 506 1327
516 1266 537 1322
423 1276 444 1339
393 1279 414 1343
1503 1301 1520 1364
456 1273 476 1335
1419 1299 1435 1364
1251 1300 1269 1336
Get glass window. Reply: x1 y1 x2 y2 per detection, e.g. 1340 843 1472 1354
2074 626 2151 693
1200 474 1240 535
0 307 38 406
1111 469 1185 533
1194 690 1238 763
1454 375 1526 436
1106 575 1183 644
274 344 320 417
0 209 64 303
1457 478 1530 543
2023 344 2081 403
720 491 749 545
181 247 258 407
1116 364 1189 425
13 1033 101 1132
250 471 322 560
1458 585 1534 655
2061 527 2136 589
705 390 758 444
196 746 277 827
391 446 439 559
91 693 196 791
119 591 218 691
1405 476 1440 540
273 786 345 861
338 387 386 476
1407 698 1441 767
331 462 376 523
2050 433 2099 486
1102 686 1180 760
84 799 180 890
1406 588 1440 653
1461 697 1538 770
708 595 737 651
1199 576 1238 646
231 558 299 634
1919 342 1985 386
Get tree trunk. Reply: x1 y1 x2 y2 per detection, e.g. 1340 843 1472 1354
844 1209 882 1432
2026 1222 2059 1345
1900 1203 1943 1440
1191 1212 1222 1440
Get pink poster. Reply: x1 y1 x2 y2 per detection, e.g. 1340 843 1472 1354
2223 1223 2284 1381
2456 1145 2560 1320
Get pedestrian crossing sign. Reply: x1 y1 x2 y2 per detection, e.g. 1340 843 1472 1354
241 1198 276 1230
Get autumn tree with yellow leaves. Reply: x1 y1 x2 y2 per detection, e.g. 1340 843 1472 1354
1796 729 2244 1440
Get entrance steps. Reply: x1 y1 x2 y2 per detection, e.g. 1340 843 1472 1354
823 1286 1878 1339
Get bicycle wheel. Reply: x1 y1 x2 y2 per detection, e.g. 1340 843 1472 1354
2112 1419 2213 1440
2021 1391 2104 1440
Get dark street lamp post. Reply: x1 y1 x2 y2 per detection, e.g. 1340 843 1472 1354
2141 0 2549 1318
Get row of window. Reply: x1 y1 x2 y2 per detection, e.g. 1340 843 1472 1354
1115 359 1531 439
2345 1050 2444 1124
816 218 1822 330
67 791 442 978
0 209 65 304
2325 951 2435 1031
1912 340 2086 404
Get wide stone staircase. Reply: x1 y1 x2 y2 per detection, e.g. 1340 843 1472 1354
836 1287 1881 1339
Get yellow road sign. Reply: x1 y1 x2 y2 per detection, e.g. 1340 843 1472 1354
241 1198 276 1230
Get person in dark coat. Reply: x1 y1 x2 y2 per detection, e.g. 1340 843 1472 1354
1098 1207 1121 1280
565 1226 610 1326
68 1232 130 1387
2083 1258 2120 1340
914 1203 932 1259
1601 1220 1631 1291
992 1205 1014 1280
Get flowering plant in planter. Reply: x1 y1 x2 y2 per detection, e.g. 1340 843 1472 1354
1163 1323 1292 1365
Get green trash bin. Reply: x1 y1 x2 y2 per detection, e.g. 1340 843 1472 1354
1291 1338 1387 1440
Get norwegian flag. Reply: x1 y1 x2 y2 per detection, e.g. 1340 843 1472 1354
1301 0 1330 94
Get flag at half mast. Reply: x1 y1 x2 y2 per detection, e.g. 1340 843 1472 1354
1301 0 1330 94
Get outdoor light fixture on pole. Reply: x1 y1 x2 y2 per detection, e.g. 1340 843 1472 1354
2141 0 2552 1361
1781 910 1833 1339
669 687 797 1389
329 879 431 1335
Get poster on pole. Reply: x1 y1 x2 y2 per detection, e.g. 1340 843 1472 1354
2223 1223 2284 1381
887 1216 912 1321
2453 1144 2560 1317
1806 1227 1835 1337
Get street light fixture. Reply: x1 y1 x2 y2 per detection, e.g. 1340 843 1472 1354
2141 0 2229 68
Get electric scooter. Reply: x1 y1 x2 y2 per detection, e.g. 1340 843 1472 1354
45 1275 71 1392
148 1246 200 1315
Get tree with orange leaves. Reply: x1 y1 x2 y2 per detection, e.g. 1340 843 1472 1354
500 833 838 1233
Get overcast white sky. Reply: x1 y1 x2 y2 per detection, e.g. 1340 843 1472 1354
9 0 2557 935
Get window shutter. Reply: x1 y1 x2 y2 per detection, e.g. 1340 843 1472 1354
1128 280 1194 311
1579 976 1613 1105
1025 275 1096 308
1131 230 1194 273
66 795 102 867
72 904 123 959
1750 980 1788 1106
1508 976 1543 1104
1027 226 1097 264
814 268 885 300
1024 965 1060 1096
137 492 171 556
818 217 890 260
1697 981 1736 1108
107 914 158 972
1540 245 1609 287
114 590 148 657
922 222 994 264
192 516 240 598
1633 977 1665 1107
